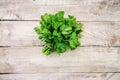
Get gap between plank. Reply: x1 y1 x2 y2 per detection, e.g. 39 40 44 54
1 19 120 22
0 46 120 48
0 72 120 75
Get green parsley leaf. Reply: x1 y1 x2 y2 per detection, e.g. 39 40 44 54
34 11 83 55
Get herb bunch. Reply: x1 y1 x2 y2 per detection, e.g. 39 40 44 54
34 11 83 55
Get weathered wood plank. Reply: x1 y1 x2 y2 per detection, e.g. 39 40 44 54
0 0 101 5
0 21 120 46
0 47 120 73
0 73 118 80
108 73 120 80
0 0 120 21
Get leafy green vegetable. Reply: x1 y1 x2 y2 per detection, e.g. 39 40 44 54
34 11 83 55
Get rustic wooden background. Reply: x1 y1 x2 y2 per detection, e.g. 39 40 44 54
0 0 120 80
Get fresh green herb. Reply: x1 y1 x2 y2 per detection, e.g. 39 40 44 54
34 11 83 55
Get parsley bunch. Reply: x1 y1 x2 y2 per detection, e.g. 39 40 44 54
34 11 83 55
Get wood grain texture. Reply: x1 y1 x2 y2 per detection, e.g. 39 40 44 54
0 0 120 79
0 21 120 47
0 0 101 5
0 47 120 73
0 73 118 80
0 0 120 21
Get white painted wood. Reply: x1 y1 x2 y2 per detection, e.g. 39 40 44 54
0 0 102 5
0 47 120 73
0 0 120 79
0 73 117 80
0 0 120 21
0 21 120 46
108 73 120 80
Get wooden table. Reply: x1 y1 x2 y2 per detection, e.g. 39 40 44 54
0 0 120 80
